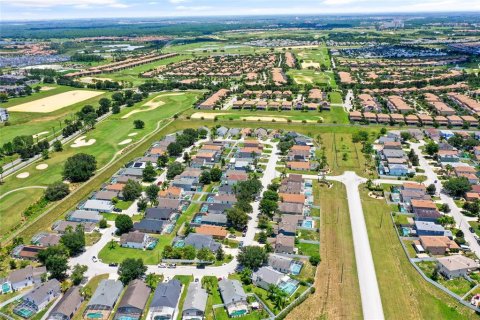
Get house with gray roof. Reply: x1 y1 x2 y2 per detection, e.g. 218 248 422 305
228 128 240 137
47 286 83 320
67 210 102 223
1 266 46 294
82 199 113 213
216 126 228 137
134 219 164 234
182 282 207 320
145 208 175 221
94 191 119 201
172 178 197 192
14 279 61 316
192 213 227 227
121 168 144 178
184 233 220 253
252 266 285 290
278 203 304 215
147 279 182 320
52 221 96 234
120 231 149 249
114 280 151 320
84 280 123 319
31 233 61 247
268 255 294 274
218 279 248 317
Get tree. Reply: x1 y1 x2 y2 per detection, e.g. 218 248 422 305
63 153 97 182
210 167 222 182
157 154 168 168
440 203 451 213
118 258 147 285
166 162 184 180
262 190 279 201
438 215 455 227
53 140 63 152
199 170 211 185
183 152 191 165
258 231 268 244
278 140 293 155
133 120 145 129
71 264 88 285
137 197 148 212
197 247 214 261
259 199 278 217
99 219 108 229
239 267 252 285
145 273 158 289
237 246 268 270
38 245 69 280
122 179 142 201
309 254 321 266
448 135 464 149
146 184 160 205
142 161 156 182
444 177 472 197
426 184 436 195
115 214 133 234
226 207 249 231
167 142 183 157
425 142 439 156
400 132 412 142
216 246 224 261
112 105 120 114
42 149 49 160
60 225 85 256
45 182 70 201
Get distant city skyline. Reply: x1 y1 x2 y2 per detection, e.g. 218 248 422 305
2 0 480 21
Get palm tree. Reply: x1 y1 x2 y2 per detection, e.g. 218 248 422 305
145 273 157 289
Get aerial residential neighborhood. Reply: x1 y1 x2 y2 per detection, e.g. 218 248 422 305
0 3 480 320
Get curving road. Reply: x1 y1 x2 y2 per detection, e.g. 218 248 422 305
0 186 47 200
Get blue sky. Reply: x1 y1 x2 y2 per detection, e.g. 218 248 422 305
2 0 480 21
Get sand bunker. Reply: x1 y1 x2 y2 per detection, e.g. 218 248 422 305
8 90 103 113
242 116 288 122
40 86 55 91
128 132 138 137
302 61 320 69
71 136 96 148
191 112 228 120
118 139 132 145
32 131 49 138
80 77 113 84
17 172 30 179
36 163 48 170
121 92 185 119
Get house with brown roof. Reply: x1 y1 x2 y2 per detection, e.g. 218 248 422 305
195 225 227 239
419 236 459 255
390 113 405 124
158 186 183 199
279 193 306 204
446 115 463 126
376 113 391 123
271 234 295 254
437 255 479 279
349 111 362 122
434 116 448 126
405 114 419 126
387 96 414 114
363 112 377 123
286 161 316 171
114 280 151 320
411 199 441 222
461 115 478 127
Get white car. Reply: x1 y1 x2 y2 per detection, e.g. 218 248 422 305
158 263 167 268
92 256 98 263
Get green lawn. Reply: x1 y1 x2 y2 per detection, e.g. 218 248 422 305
438 278 476 297
115 200 133 210
72 274 109 320
296 242 319 257
361 186 478 319
468 221 480 237
0 91 201 240
98 203 200 264
297 230 319 241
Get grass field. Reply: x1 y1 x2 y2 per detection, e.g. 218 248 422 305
95 54 193 86
1 86 109 145
360 186 478 320
286 182 362 320
186 108 348 124
0 91 201 241
287 69 337 88
294 46 331 68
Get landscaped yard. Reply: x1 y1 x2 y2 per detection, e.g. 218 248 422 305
72 274 109 320
297 230 319 241
438 277 476 297
296 242 319 256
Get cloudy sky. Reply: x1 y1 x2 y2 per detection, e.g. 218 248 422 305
2 0 479 21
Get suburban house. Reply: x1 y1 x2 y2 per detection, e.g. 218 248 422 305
134 219 164 234
279 193 305 205
52 221 96 234
271 234 295 254
400 182 429 204
268 255 298 274
158 187 183 200
14 279 61 317
82 199 114 213
195 225 228 239
114 280 151 320
147 279 182 320
84 280 124 320
415 221 451 237
218 279 248 317
184 233 221 253
0 266 46 294
438 150 460 163
145 207 176 221
67 210 102 223
120 231 149 249
12 245 45 260
278 215 302 236
47 286 83 320
411 199 441 222
437 255 479 279
278 202 304 215
182 282 208 320
419 236 460 255
252 266 284 290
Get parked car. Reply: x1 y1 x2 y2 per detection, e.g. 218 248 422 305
113 208 122 212
108 263 118 267
470 227 475 233
92 256 98 263
158 263 166 268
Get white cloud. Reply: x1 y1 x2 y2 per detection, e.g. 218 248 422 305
6 0 130 8
169 0 188 3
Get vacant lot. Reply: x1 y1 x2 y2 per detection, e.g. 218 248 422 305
361 187 477 320
287 182 362 320
8 90 103 113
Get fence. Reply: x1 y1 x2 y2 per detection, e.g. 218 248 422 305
272 286 314 320
390 212 480 313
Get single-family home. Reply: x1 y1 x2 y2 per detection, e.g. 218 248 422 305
218 280 248 317
114 280 151 320
147 280 182 320
195 225 228 240
415 221 450 237
133 219 164 234
47 286 83 320
0 266 46 294
120 231 149 249
437 255 479 279
84 280 124 320
419 236 460 255
272 235 295 254
15 279 61 317
184 233 220 253
252 266 284 290
182 282 208 320
67 210 102 223
411 200 441 222
82 199 114 213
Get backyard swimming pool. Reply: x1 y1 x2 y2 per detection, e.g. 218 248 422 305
302 220 314 229
290 262 303 275
278 280 298 296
